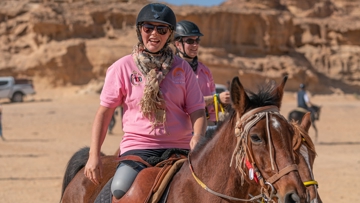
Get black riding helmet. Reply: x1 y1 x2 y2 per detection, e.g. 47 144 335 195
136 3 176 53
174 20 203 60
174 20 203 40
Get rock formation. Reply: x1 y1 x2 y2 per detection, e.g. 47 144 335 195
1 0 360 94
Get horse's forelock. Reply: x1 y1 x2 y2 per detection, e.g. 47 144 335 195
247 83 281 109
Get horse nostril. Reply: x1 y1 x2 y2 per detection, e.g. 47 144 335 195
285 192 301 203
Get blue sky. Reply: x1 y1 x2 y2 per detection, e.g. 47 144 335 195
159 0 224 6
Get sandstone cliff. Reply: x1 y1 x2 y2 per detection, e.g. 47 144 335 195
1 0 360 94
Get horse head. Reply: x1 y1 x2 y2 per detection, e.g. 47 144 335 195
229 76 308 203
293 112 322 203
310 105 321 121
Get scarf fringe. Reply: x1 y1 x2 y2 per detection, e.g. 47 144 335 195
132 43 174 134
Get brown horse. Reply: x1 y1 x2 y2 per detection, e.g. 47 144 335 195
288 104 321 143
292 113 322 203
60 76 319 203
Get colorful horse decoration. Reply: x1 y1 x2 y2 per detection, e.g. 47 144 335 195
60 76 321 203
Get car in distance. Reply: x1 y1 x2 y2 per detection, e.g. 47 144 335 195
215 83 228 94
0 76 36 102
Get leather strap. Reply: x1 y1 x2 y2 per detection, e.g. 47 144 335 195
240 105 279 124
117 155 152 167
266 164 298 184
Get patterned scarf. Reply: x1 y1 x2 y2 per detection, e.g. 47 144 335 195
132 43 174 132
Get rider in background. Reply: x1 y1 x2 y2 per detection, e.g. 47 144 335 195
174 20 230 127
83 3 206 200
297 83 315 115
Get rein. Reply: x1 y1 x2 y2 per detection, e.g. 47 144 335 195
188 105 299 202
188 154 264 202
213 94 224 122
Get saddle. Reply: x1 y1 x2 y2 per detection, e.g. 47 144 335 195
294 107 309 114
112 153 187 203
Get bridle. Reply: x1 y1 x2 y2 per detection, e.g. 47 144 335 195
293 122 320 195
188 105 300 202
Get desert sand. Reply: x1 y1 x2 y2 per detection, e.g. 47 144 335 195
0 85 359 203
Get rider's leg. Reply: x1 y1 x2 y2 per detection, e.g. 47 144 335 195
111 149 167 199
111 160 147 199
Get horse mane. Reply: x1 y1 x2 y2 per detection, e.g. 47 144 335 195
60 146 105 200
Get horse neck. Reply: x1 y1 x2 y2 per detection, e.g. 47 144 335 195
192 126 235 166
190 117 251 195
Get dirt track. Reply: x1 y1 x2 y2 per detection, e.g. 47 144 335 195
0 87 359 202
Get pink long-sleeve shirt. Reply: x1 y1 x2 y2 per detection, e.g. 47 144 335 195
100 54 205 154
195 62 216 122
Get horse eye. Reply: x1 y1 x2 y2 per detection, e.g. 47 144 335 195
250 134 262 143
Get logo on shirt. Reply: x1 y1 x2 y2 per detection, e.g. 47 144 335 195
204 70 211 79
130 71 143 86
172 67 185 84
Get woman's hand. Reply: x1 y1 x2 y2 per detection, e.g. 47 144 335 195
84 154 103 185
190 133 202 150
219 91 231 104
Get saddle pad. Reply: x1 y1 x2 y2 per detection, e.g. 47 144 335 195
149 158 186 203
294 107 309 113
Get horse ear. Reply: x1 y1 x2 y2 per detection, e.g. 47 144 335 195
272 75 288 109
230 77 250 114
300 112 312 132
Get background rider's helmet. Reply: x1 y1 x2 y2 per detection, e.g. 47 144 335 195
136 3 176 44
299 83 306 89
174 20 204 41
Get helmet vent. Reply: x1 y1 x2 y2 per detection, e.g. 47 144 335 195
151 4 166 19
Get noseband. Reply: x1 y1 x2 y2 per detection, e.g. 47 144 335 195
189 105 299 202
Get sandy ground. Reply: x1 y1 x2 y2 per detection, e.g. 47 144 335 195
0 86 359 203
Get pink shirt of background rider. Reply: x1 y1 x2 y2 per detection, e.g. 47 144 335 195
196 62 216 122
100 55 205 154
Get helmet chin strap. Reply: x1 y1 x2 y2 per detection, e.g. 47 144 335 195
175 47 198 72
174 40 198 72
177 40 193 59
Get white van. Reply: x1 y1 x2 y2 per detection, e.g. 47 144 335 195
215 83 228 94
0 77 36 102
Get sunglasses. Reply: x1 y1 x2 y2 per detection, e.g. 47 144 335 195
141 23 170 35
183 38 201 45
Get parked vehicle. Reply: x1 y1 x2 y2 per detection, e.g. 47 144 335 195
0 77 36 102
215 83 228 94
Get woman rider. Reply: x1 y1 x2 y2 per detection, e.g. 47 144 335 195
83 3 207 200
174 20 230 127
